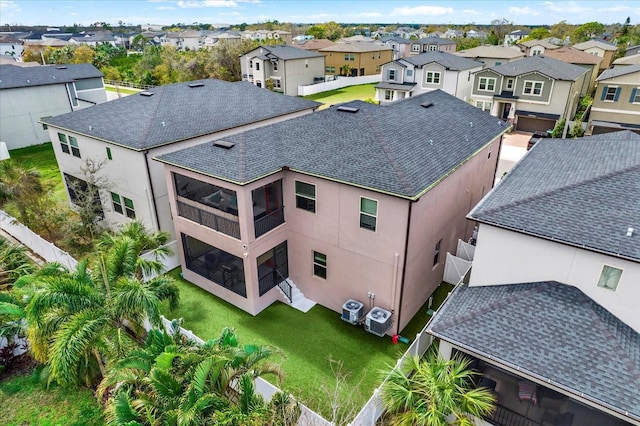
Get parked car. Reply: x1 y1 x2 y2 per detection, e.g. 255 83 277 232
527 132 550 150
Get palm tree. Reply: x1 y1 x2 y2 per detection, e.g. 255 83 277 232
24 227 179 387
380 353 496 426
100 327 297 426
0 236 36 290
0 159 43 226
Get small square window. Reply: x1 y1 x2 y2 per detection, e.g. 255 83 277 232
313 251 327 279
295 181 316 213
597 265 622 291
111 192 123 214
360 197 377 231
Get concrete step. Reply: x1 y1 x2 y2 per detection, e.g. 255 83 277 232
291 297 316 313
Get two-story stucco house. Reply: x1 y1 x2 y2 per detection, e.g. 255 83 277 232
455 45 525 68
429 131 640 426
517 39 559 56
408 37 456 56
240 45 325 96
319 42 393 77
573 38 618 71
41 80 320 236
469 55 588 132
0 63 106 150
381 36 413 60
375 51 482 104
155 90 510 334
542 46 603 94
588 63 640 135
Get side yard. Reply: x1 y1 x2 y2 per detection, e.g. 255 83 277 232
303 83 377 109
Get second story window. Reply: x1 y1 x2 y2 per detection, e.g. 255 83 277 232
506 78 514 90
411 44 420 52
425 71 441 84
387 69 396 81
597 265 622 291
478 77 496 92
523 81 543 96
255 62 260 71
359 197 377 231
603 86 620 102
58 133 69 154
111 192 136 219
273 61 278 71
68 136 81 157
313 251 327 279
58 133 81 158
429 45 438 51
406 69 413 77
295 181 316 213
632 87 640 104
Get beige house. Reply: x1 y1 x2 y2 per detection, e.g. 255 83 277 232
517 39 559 56
42 80 319 237
319 42 393 76
455 45 525 68
156 90 509 334
240 45 325 96
589 63 640 135
408 37 456 56
469 55 588 132
573 38 617 71
430 131 640 426
542 47 603 94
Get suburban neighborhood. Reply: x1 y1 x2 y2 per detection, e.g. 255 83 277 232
0 1 639 425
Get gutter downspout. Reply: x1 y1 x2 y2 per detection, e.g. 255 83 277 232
143 150 161 231
395 201 413 335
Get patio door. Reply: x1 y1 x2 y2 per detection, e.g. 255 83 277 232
257 241 289 296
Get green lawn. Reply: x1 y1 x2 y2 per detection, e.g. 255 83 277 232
0 367 104 426
104 85 140 95
8 143 65 201
303 83 377 109
163 269 453 417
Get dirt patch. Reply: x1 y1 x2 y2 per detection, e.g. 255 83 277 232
0 353 38 382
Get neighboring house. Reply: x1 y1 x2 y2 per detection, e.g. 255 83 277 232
242 30 292 44
573 38 617 71
504 29 530 45
161 30 201 50
612 53 640 67
155 90 509 331
466 30 487 39
588 63 640 135
202 30 241 47
0 63 106 150
455 45 525 68
41 80 319 237
408 37 456 55
240 45 325 96
375 51 482 104
292 38 335 52
381 36 413 60
517 39 559 56
444 29 463 39
69 32 116 47
469 55 588 132
0 34 23 58
542 46 603 94
429 131 640 426
625 44 640 57
318 42 393 76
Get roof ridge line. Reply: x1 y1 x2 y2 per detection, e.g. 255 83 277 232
140 86 164 148
478 163 640 217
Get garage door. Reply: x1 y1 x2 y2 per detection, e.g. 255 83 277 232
516 116 556 133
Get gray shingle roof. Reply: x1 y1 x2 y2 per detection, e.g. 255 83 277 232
0 63 103 89
487 55 588 80
574 39 618 51
42 79 320 151
469 131 640 262
455 45 525 60
428 281 640 423
156 90 508 199
596 62 640 81
248 45 324 60
402 51 482 70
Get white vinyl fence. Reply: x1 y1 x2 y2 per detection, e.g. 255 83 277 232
141 240 181 281
298 75 381 97
0 210 78 269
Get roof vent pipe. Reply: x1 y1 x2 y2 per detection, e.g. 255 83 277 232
627 228 634 237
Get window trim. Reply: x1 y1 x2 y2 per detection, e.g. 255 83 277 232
295 180 316 214
425 71 441 84
411 44 420 52
596 264 622 291
387 68 396 81
476 100 492 112
111 192 136 219
478 77 496 92
68 135 81 158
313 251 327 279
359 196 378 232
106 146 112 160
523 80 544 96
58 132 70 154
506 78 514 90
603 86 619 102
631 87 640 104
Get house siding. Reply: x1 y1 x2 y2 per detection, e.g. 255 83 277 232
470 224 640 333
591 73 640 128
322 48 393 76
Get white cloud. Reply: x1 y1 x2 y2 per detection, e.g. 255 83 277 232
0 0 19 11
391 5 454 17
462 9 482 16
508 6 538 16
177 0 237 8
157 5 176 10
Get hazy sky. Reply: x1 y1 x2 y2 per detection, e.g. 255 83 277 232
1 0 639 27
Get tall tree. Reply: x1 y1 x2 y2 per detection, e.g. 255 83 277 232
571 21 605 43
380 353 496 426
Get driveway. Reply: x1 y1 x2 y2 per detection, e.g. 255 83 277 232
496 131 530 183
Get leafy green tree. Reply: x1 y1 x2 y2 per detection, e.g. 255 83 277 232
380 353 496 426
550 20 573 40
571 21 605 43
306 25 326 40
520 27 551 42
551 118 566 138
24 226 179 387
0 159 43 227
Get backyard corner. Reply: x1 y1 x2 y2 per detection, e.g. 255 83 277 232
303 83 377 110
161 268 454 418
7 142 65 201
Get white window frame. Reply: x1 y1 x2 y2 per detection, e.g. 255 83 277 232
476 100 492 112
478 77 496 92
384 90 394 101
295 180 316 213
411 44 420 52
506 78 514 90
425 71 441 84
272 61 278 71
633 87 640 104
406 69 413 77
313 251 327 279
387 69 396 81
523 80 543 96
429 45 438 51
597 265 622 291
604 86 619 102
359 197 378 231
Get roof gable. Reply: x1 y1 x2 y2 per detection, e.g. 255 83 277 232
489 55 587 80
428 282 640 423
403 51 482 70
470 131 640 261
596 63 640 81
